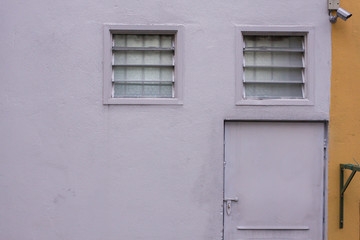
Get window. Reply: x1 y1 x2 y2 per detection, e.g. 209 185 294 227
243 35 304 99
103 25 183 104
236 27 314 105
112 34 174 98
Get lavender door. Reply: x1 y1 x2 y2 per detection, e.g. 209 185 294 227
224 122 325 240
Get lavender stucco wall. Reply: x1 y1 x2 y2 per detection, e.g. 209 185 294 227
0 0 331 239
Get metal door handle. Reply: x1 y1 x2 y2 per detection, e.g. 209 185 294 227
224 197 238 216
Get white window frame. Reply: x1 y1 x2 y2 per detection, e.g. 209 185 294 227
103 25 184 105
235 26 315 106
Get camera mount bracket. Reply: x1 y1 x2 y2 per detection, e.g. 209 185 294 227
329 0 340 10
339 164 360 228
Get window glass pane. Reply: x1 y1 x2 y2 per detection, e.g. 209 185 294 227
144 51 160 64
113 34 173 48
114 66 173 81
144 35 160 47
113 35 126 47
272 36 302 48
114 51 143 65
159 85 173 97
124 67 142 80
126 35 143 47
114 83 142 97
114 51 173 65
144 51 173 65
113 52 127 64
125 51 143 64
160 52 174 64
244 36 303 49
144 68 160 81
126 84 143 97
161 68 174 81
113 82 172 98
143 84 160 96
289 37 303 48
272 68 303 82
160 36 173 48
244 52 303 67
114 67 126 81
244 68 302 82
114 35 145 47
113 82 127 96
244 83 303 98
144 84 172 97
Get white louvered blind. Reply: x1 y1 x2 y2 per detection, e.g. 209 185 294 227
243 35 305 99
112 34 175 98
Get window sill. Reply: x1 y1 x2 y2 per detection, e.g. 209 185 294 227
236 98 314 106
103 97 183 105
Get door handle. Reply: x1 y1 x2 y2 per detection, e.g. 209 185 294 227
224 197 238 216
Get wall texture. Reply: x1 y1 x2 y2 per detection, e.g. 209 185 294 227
328 0 360 239
0 0 331 239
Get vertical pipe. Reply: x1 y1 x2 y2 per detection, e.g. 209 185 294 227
340 166 344 228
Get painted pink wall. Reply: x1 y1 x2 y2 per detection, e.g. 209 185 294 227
0 0 331 239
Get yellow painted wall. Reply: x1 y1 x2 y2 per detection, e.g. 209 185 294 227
329 0 360 239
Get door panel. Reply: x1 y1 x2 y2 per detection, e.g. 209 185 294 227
224 122 325 240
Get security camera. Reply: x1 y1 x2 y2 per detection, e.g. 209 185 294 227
330 8 352 23
337 8 352 20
